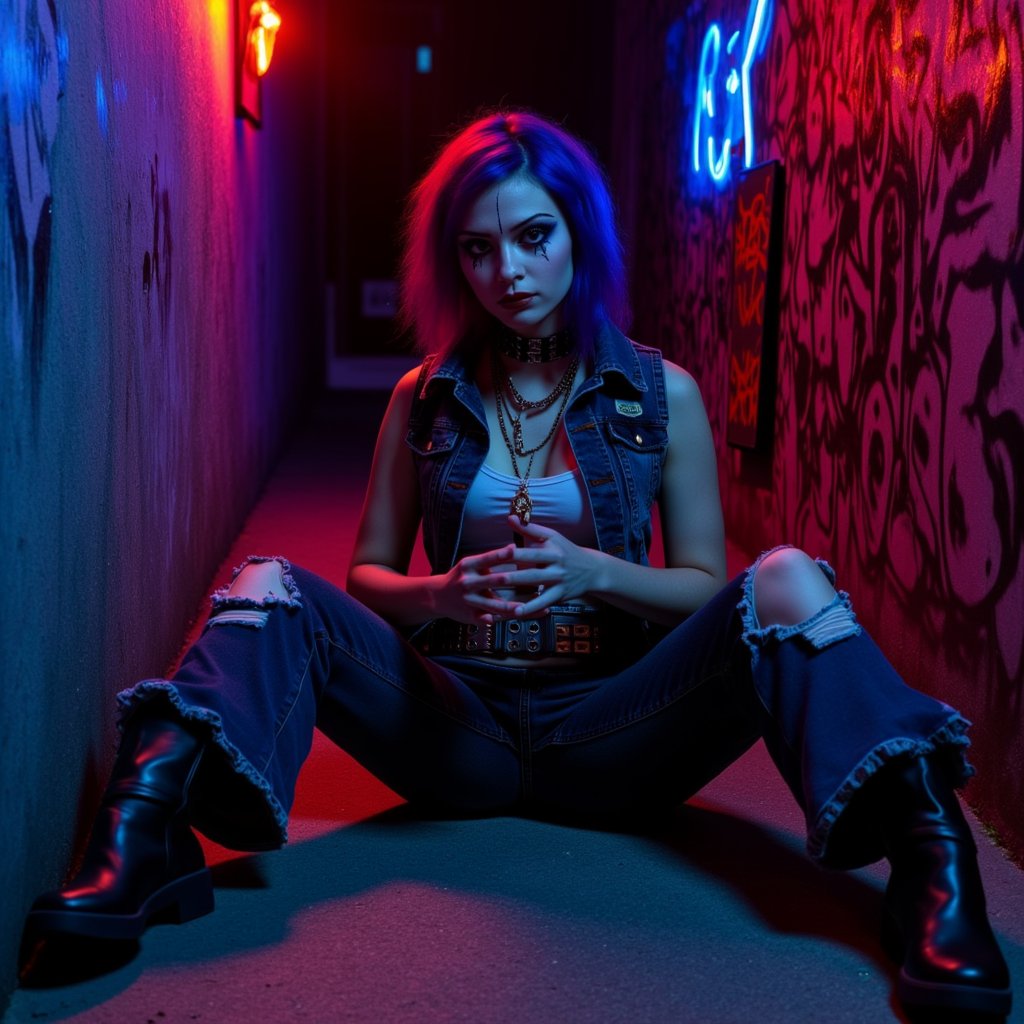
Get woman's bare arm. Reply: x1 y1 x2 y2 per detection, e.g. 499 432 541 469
346 367 522 625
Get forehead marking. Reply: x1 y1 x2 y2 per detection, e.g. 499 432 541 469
495 190 503 235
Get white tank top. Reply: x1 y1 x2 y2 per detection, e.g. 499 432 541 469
457 463 597 557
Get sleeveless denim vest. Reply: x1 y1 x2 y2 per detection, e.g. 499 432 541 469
406 323 669 574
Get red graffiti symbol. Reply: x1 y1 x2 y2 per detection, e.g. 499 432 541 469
734 184 770 327
728 349 761 427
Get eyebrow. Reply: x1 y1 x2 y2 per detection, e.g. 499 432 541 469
457 212 557 237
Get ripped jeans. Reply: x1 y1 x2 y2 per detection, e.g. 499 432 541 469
117 552 972 868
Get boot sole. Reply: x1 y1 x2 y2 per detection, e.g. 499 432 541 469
882 908 1013 1015
26 867 214 941
896 969 1012 1015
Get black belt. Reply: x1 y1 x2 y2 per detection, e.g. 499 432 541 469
413 604 641 658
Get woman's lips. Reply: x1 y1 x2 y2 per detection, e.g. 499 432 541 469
498 293 536 309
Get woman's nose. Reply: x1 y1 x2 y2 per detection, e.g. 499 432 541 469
498 242 523 282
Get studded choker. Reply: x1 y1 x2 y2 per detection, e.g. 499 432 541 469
496 326 575 363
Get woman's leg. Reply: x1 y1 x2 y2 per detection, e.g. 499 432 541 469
740 545 972 864
527 549 885 826
119 558 522 849
531 544 1007 1014
29 557 521 939
747 547 1009 1013
527 575 762 817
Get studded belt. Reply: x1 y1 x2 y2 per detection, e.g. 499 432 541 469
413 604 648 659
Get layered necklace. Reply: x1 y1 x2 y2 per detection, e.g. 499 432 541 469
492 346 580 524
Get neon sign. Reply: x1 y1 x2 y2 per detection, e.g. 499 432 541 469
693 0 772 184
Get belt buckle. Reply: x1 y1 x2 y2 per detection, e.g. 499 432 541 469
463 621 495 653
504 617 543 654
553 616 601 655
554 622 573 655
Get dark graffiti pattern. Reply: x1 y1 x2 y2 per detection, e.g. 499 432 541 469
620 0 1024 699
1 0 64 419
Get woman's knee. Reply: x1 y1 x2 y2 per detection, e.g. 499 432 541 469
227 558 291 601
751 547 836 627
208 556 304 628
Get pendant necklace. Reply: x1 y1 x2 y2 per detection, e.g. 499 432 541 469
492 348 579 524
503 356 578 457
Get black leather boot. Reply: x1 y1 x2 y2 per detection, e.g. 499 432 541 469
27 715 214 940
879 755 1012 1015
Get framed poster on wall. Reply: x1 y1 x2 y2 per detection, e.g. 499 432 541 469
727 160 785 450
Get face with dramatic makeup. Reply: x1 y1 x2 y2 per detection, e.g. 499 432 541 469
457 173 574 336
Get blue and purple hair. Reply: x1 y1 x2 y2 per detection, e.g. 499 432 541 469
400 111 629 360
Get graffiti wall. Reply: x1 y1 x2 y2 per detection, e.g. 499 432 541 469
0 0 323 1011
613 0 1024 861
0 0 63 415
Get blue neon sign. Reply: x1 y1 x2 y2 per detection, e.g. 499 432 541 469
693 0 773 184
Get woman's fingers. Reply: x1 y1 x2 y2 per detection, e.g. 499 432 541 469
508 515 556 542
466 543 516 569
454 546 517 591
464 590 519 613
447 539 577 622
507 546 557 566
496 567 555 587
508 585 565 617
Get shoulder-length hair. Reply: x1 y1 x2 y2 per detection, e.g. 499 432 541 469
400 110 629 360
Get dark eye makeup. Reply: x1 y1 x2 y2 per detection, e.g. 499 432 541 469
458 217 558 267
521 222 554 257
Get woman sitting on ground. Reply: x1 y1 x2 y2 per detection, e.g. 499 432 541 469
29 110 1011 1018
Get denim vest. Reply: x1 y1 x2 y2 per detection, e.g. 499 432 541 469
406 323 669 574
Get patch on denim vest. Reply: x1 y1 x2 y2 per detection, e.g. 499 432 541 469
614 400 643 417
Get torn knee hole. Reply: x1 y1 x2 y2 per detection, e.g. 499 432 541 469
208 607 271 628
740 546 862 665
208 556 302 627
227 560 290 602
740 595 862 664
751 547 837 628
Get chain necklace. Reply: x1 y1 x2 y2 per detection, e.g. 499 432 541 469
494 349 580 457
492 349 579 523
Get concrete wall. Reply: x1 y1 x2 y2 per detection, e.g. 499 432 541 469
0 0 322 1012
611 0 1024 865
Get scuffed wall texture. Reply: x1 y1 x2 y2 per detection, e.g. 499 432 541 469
612 0 1023 862
0 0 321 1011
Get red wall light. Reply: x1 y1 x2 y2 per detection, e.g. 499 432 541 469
235 0 281 126
245 1 282 78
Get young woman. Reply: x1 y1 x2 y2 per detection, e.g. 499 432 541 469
29 111 1011 1016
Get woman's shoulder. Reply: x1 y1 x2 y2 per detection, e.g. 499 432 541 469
632 347 698 397
395 362 428 395
656 357 708 416
617 334 695 389
389 358 440 406
660 356 697 388
377 363 430 435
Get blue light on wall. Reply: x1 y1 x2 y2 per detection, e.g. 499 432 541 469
692 0 772 185
95 71 109 138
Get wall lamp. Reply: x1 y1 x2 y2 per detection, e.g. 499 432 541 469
236 0 282 127
245 1 282 78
